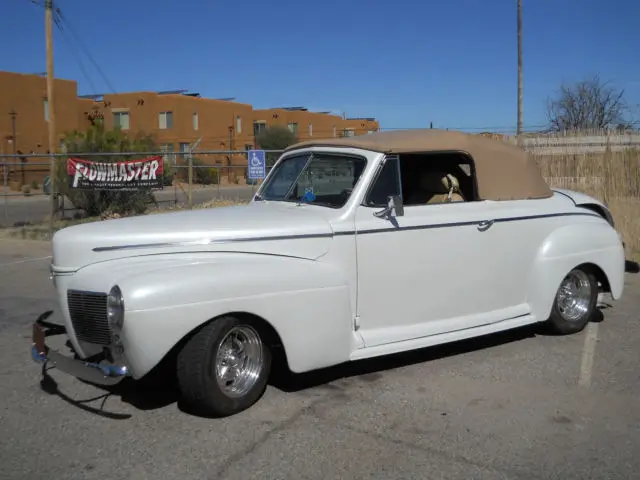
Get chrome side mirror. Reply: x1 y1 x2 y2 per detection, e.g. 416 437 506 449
373 195 404 218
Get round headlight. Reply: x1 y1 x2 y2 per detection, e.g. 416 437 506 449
107 285 125 330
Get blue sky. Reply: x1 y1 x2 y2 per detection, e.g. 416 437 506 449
2 0 639 132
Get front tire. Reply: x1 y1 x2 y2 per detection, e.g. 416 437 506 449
546 266 599 334
177 315 272 417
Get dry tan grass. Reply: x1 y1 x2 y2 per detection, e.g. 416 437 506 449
533 146 640 260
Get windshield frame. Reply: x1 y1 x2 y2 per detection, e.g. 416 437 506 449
255 149 369 209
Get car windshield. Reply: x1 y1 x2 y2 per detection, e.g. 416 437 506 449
257 152 367 208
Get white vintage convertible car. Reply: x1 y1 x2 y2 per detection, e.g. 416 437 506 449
32 129 626 417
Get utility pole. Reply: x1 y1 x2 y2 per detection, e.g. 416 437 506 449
517 0 523 142
45 0 57 231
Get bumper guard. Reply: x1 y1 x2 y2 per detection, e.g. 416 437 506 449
31 311 129 386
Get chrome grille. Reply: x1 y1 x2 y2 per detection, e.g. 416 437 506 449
67 289 111 345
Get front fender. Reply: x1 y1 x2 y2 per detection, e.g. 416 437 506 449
526 220 625 322
84 253 356 378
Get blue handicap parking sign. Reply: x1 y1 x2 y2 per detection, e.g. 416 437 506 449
247 150 266 179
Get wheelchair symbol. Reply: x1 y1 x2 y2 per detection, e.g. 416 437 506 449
250 152 262 168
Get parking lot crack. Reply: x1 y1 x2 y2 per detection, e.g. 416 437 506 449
210 395 328 480
330 420 546 480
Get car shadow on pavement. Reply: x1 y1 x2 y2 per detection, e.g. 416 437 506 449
39 372 182 418
268 313 604 393
36 309 607 419
38 363 134 420
37 346 182 418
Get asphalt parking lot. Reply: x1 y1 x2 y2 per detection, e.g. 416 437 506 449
1 239 639 480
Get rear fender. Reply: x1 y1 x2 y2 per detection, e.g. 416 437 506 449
554 188 615 226
112 254 356 378
526 220 625 321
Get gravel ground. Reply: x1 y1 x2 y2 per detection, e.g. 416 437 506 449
1 239 639 480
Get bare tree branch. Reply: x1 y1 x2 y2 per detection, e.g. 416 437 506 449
546 74 628 131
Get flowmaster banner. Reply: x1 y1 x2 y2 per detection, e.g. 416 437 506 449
67 156 164 190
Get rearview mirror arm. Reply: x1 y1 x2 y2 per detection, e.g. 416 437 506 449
373 195 404 218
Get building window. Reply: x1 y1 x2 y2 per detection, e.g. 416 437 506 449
245 144 253 151
235 116 242 134
193 112 198 131
308 123 313 136
113 111 130 130
343 128 355 137
253 121 266 137
44 99 49 121
332 125 336 137
179 142 190 152
160 143 175 164
367 130 375 134
288 122 298 134
159 111 173 129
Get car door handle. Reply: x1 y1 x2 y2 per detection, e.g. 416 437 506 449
477 220 494 232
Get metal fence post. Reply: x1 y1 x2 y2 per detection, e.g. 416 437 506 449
2 154 7 226
217 166 221 198
187 154 193 209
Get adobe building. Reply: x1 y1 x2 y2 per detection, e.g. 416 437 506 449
76 90 257 182
0 70 379 186
253 107 378 141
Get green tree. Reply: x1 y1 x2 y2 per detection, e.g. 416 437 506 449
255 125 299 167
56 122 160 217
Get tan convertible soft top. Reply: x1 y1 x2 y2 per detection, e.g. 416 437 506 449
285 129 552 201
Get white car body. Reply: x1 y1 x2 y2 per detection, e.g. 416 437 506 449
32 129 626 414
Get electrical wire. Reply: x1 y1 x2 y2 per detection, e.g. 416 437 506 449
52 3 117 93
52 11 99 93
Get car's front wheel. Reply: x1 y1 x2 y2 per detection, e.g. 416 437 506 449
177 315 272 417
546 266 599 334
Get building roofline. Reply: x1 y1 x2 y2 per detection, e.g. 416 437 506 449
0 70 77 83
253 107 346 117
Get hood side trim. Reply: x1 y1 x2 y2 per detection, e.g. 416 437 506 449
93 232 335 252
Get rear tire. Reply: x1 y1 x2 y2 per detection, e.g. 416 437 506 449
176 315 272 417
546 266 599 335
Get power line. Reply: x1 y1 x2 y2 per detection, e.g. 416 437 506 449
151 124 624 146
52 5 117 93
29 0 104 93
52 14 98 93
143 125 597 148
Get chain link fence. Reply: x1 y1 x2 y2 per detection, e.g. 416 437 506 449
1 150 284 228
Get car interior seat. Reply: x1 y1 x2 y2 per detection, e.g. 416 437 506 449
407 171 465 204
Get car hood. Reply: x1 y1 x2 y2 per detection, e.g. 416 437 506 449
52 201 335 272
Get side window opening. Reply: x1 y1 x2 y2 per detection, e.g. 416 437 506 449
364 152 479 208
399 153 478 206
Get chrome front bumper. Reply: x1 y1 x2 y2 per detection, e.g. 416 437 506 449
31 311 129 386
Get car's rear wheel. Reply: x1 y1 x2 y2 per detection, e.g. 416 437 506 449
177 315 272 417
546 266 599 334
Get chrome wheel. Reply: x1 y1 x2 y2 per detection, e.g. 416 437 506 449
556 269 593 322
215 325 264 398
